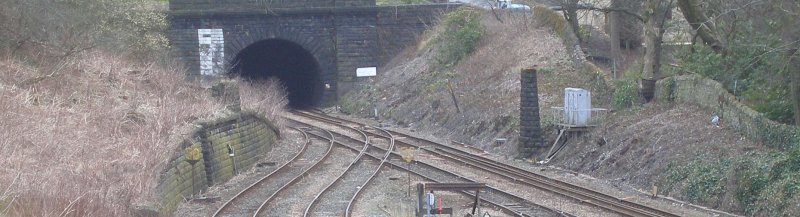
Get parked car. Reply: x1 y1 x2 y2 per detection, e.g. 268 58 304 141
496 0 530 11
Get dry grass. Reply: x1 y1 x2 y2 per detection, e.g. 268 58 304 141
0 51 227 216
343 10 598 156
238 78 290 128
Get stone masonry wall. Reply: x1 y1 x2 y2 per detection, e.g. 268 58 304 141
199 113 279 185
168 2 458 105
149 141 207 216
655 74 799 149
168 12 339 105
141 112 280 216
335 13 379 97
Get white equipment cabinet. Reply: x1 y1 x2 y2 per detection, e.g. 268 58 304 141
563 88 591 126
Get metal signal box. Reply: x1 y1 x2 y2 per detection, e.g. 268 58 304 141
564 88 592 126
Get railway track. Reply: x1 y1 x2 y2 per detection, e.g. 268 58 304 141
303 125 387 217
291 110 681 217
286 114 560 217
345 127 395 217
253 128 361 216
212 127 334 217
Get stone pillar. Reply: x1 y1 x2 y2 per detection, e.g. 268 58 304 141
519 68 544 158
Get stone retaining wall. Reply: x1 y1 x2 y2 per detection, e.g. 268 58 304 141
136 112 280 216
655 74 799 149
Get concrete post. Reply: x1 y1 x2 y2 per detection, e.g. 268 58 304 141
519 68 544 158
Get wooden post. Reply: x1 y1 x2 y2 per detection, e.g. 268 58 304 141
447 80 461 113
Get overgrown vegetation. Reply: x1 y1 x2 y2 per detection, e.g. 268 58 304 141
0 0 169 57
410 7 486 94
611 78 639 109
0 0 287 216
661 157 731 205
0 52 226 216
432 7 485 70
661 22 800 216
239 78 290 127
659 148 800 215
676 32 793 124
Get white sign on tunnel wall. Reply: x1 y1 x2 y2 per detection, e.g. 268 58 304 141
198 29 225 76
356 67 377 77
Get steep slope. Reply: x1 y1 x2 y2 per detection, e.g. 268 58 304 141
341 9 611 156
336 6 799 216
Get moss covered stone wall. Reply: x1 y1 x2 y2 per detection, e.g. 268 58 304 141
135 112 280 216
199 113 279 185
655 74 799 149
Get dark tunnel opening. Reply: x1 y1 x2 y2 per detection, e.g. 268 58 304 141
231 39 323 109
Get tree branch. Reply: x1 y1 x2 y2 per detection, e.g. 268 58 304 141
574 6 645 23
677 0 728 54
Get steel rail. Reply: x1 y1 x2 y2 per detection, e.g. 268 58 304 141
345 127 395 217
303 125 370 217
294 110 679 217
212 127 311 217
252 128 335 216
287 118 558 217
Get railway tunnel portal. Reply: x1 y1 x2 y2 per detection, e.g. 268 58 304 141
167 0 459 107
232 39 323 109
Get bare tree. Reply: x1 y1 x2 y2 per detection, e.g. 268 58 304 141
674 0 800 125
0 0 167 58
676 0 728 54
560 0 584 43
642 0 674 82
776 1 800 124
606 0 643 78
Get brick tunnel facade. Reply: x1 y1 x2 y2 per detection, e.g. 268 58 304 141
168 0 459 107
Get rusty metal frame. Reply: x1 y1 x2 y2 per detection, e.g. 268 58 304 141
417 183 486 217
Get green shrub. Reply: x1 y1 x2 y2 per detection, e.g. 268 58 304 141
678 28 792 124
660 157 730 205
663 150 800 216
735 158 771 214
659 77 676 103
339 91 371 115
686 158 730 204
612 79 639 109
746 85 794 124
433 7 484 70
662 161 690 191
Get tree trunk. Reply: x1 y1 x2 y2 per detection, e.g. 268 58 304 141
562 0 582 43
791 49 800 125
642 0 667 80
778 1 800 125
642 0 671 102
676 0 727 54
608 3 622 78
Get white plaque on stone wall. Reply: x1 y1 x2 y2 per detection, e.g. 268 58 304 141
356 67 377 77
198 29 225 76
